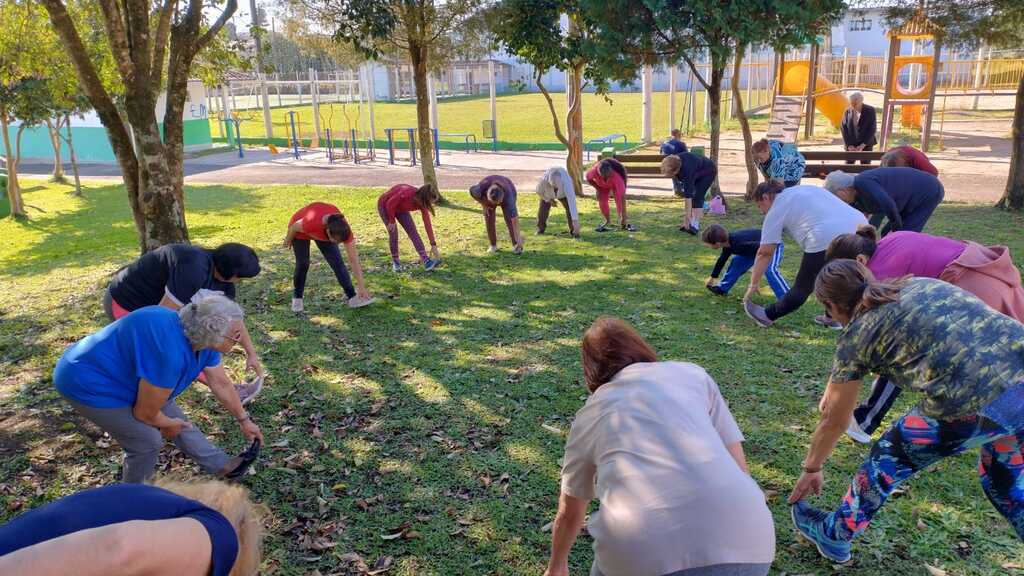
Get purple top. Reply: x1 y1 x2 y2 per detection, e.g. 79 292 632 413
867 231 967 281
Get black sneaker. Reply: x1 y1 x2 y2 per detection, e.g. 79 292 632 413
680 226 697 236
223 439 261 481
595 223 613 232
706 284 727 296
622 224 637 232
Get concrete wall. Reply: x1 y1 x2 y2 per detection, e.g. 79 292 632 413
2 81 212 163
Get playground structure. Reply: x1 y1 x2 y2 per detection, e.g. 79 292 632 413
879 13 942 149
766 12 959 150
207 42 1022 157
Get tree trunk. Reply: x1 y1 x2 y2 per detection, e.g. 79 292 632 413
129 117 189 249
732 44 758 200
1 114 25 217
567 62 585 198
997 74 1024 211
707 51 726 196
62 113 82 196
408 43 440 196
536 70 584 198
46 118 66 182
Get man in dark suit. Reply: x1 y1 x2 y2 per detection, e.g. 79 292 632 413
841 92 877 164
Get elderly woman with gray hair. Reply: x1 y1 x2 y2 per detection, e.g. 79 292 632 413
53 295 264 483
823 167 944 236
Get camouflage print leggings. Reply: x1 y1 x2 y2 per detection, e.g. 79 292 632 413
825 403 1024 542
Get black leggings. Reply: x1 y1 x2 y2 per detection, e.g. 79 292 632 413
293 239 355 299
765 250 827 321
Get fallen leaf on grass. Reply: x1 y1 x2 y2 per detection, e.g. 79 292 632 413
541 423 563 434
381 523 410 540
367 555 394 575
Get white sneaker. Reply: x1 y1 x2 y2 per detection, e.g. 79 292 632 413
846 419 872 444
487 245 498 253
291 298 304 313
347 295 376 309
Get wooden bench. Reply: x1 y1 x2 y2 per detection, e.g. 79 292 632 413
601 149 884 179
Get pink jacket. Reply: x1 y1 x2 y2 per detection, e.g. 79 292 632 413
940 242 1024 322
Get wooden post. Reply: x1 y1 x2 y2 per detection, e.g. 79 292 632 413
921 40 942 151
310 67 322 142
804 43 819 139
854 51 862 86
488 59 497 151
669 66 677 132
841 47 849 87
880 35 900 149
972 45 986 110
641 64 653 143
427 72 439 131
365 64 377 152
745 52 752 109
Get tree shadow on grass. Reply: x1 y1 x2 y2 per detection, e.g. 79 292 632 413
1 183 266 280
5 190 1024 573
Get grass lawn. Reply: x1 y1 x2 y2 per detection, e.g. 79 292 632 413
3 180 1024 575
213 91 780 148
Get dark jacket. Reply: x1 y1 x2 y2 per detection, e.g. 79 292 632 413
853 167 944 235
841 103 877 149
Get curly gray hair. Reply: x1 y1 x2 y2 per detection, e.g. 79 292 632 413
179 295 244 348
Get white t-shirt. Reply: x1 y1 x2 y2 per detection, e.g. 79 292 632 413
560 362 775 576
761 184 867 253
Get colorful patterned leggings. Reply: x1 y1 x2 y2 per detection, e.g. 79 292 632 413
825 404 1024 542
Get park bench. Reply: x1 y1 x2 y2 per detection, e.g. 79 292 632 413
585 133 627 161
600 148 884 179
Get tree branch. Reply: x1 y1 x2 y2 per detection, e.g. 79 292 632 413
195 0 239 54
94 0 134 82
151 0 176 83
681 52 711 91
535 70 569 148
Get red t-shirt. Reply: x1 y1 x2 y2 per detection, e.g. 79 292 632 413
378 185 437 246
893 146 938 177
289 202 354 243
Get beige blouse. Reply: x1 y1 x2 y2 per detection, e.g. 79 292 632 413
561 362 775 576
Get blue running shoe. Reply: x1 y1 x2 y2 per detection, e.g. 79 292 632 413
791 501 852 564
423 258 440 271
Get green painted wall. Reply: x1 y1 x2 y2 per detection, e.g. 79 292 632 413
3 117 212 164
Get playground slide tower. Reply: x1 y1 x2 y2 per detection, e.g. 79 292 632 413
780 60 848 128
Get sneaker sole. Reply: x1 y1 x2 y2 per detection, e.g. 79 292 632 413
846 428 872 444
790 507 852 564
743 304 772 328
239 379 263 406
348 298 376 309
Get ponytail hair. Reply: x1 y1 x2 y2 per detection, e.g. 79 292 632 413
415 183 439 215
814 259 908 320
826 225 879 261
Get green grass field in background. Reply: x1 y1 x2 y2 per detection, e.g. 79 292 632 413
212 91 785 149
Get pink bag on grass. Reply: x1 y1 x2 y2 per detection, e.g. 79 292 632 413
709 195 726 215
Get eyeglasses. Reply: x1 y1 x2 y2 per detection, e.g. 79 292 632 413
224 330 243 344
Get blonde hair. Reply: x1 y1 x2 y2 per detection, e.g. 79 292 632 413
154 478 264 576
659 154 682 177
814 259 909 320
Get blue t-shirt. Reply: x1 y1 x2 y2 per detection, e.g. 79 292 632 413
53 306 221 408
0 484 239 576
660 138 688 156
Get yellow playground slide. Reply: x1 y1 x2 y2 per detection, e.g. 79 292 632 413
780 61 848 129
